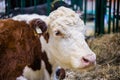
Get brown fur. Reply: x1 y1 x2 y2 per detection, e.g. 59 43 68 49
43 32 50 43
41 51 52 75
0 19 65 80
0 19 44 80
29 19 52 73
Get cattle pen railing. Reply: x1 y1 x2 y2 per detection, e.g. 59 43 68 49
0 0 120 36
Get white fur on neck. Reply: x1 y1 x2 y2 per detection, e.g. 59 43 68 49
23 60 50 80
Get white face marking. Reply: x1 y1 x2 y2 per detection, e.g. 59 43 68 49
41 7 96 70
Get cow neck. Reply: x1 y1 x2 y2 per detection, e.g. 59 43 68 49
41 51 52 75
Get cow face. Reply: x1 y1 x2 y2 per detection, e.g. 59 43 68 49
40 7 96 70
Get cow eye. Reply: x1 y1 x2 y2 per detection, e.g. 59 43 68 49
55 30 62 36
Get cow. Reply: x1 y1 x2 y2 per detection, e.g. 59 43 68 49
12 6 96 80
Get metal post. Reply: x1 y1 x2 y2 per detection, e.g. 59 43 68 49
16 0 19 8
116 0 120 32
95 0 101 35
95 0 106 35
6 0 11 15
80 0 83 11
100 0 106 34
108 0 112 33
47 0 51 15
30 0 33 6
113 0 116 32
84 0 87 24
21 0 25 13
71 0 75 10
34 0 37 13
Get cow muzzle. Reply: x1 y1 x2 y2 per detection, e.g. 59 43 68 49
81 54 96 68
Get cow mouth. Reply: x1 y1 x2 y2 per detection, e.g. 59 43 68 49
73 58 96 71
82 57 90 66
81 56 96 69
71 64 96 73
80 61 96 71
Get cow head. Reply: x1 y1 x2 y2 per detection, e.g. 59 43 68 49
31 7 96 71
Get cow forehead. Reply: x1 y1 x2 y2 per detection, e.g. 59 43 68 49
47 13 84 33
47 6 76 22
50 16 79 27
45 6 86 36
46 7 80 26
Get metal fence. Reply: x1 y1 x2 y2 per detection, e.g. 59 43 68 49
95 0 120 35
0 0 120 35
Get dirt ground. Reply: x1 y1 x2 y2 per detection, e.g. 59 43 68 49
64 33 120 80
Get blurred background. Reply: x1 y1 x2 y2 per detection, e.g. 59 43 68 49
0 0 120 36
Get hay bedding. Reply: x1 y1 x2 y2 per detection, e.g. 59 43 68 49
64 33 120 80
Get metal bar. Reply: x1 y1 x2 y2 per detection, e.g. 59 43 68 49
21 0 25 13
16 0 18 8
84 0 87 24
116 0 120 32
30 0 33 6
79 0 83 11
100 0 106 34
6 0 11 15
95 0 100 35
71 0 75 10
47 0 51 15
95 0 106 35
108 0 112 33
34 0 37 13
113 0 116 32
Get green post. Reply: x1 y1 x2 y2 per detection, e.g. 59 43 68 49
84 0 87 25
30 0 33 6
6 0 11 15
100 0 106 34
16 0 19 8
95 0 106 35
108 0 112 33
95 0 99 35
71 0 75 10
116 0 120 32
47 0 51 15
71 0 83 11
79 0 83 11
34 0 37 13
112 0 116 32
21 0 25 13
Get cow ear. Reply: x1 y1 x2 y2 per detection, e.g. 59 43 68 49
29 18 47 35
29 18 49 43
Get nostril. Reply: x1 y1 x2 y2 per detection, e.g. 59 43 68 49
82 57 89 63
81 54 96 68
82 54 96 64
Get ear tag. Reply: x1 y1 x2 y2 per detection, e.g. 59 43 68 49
36 26 42 34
